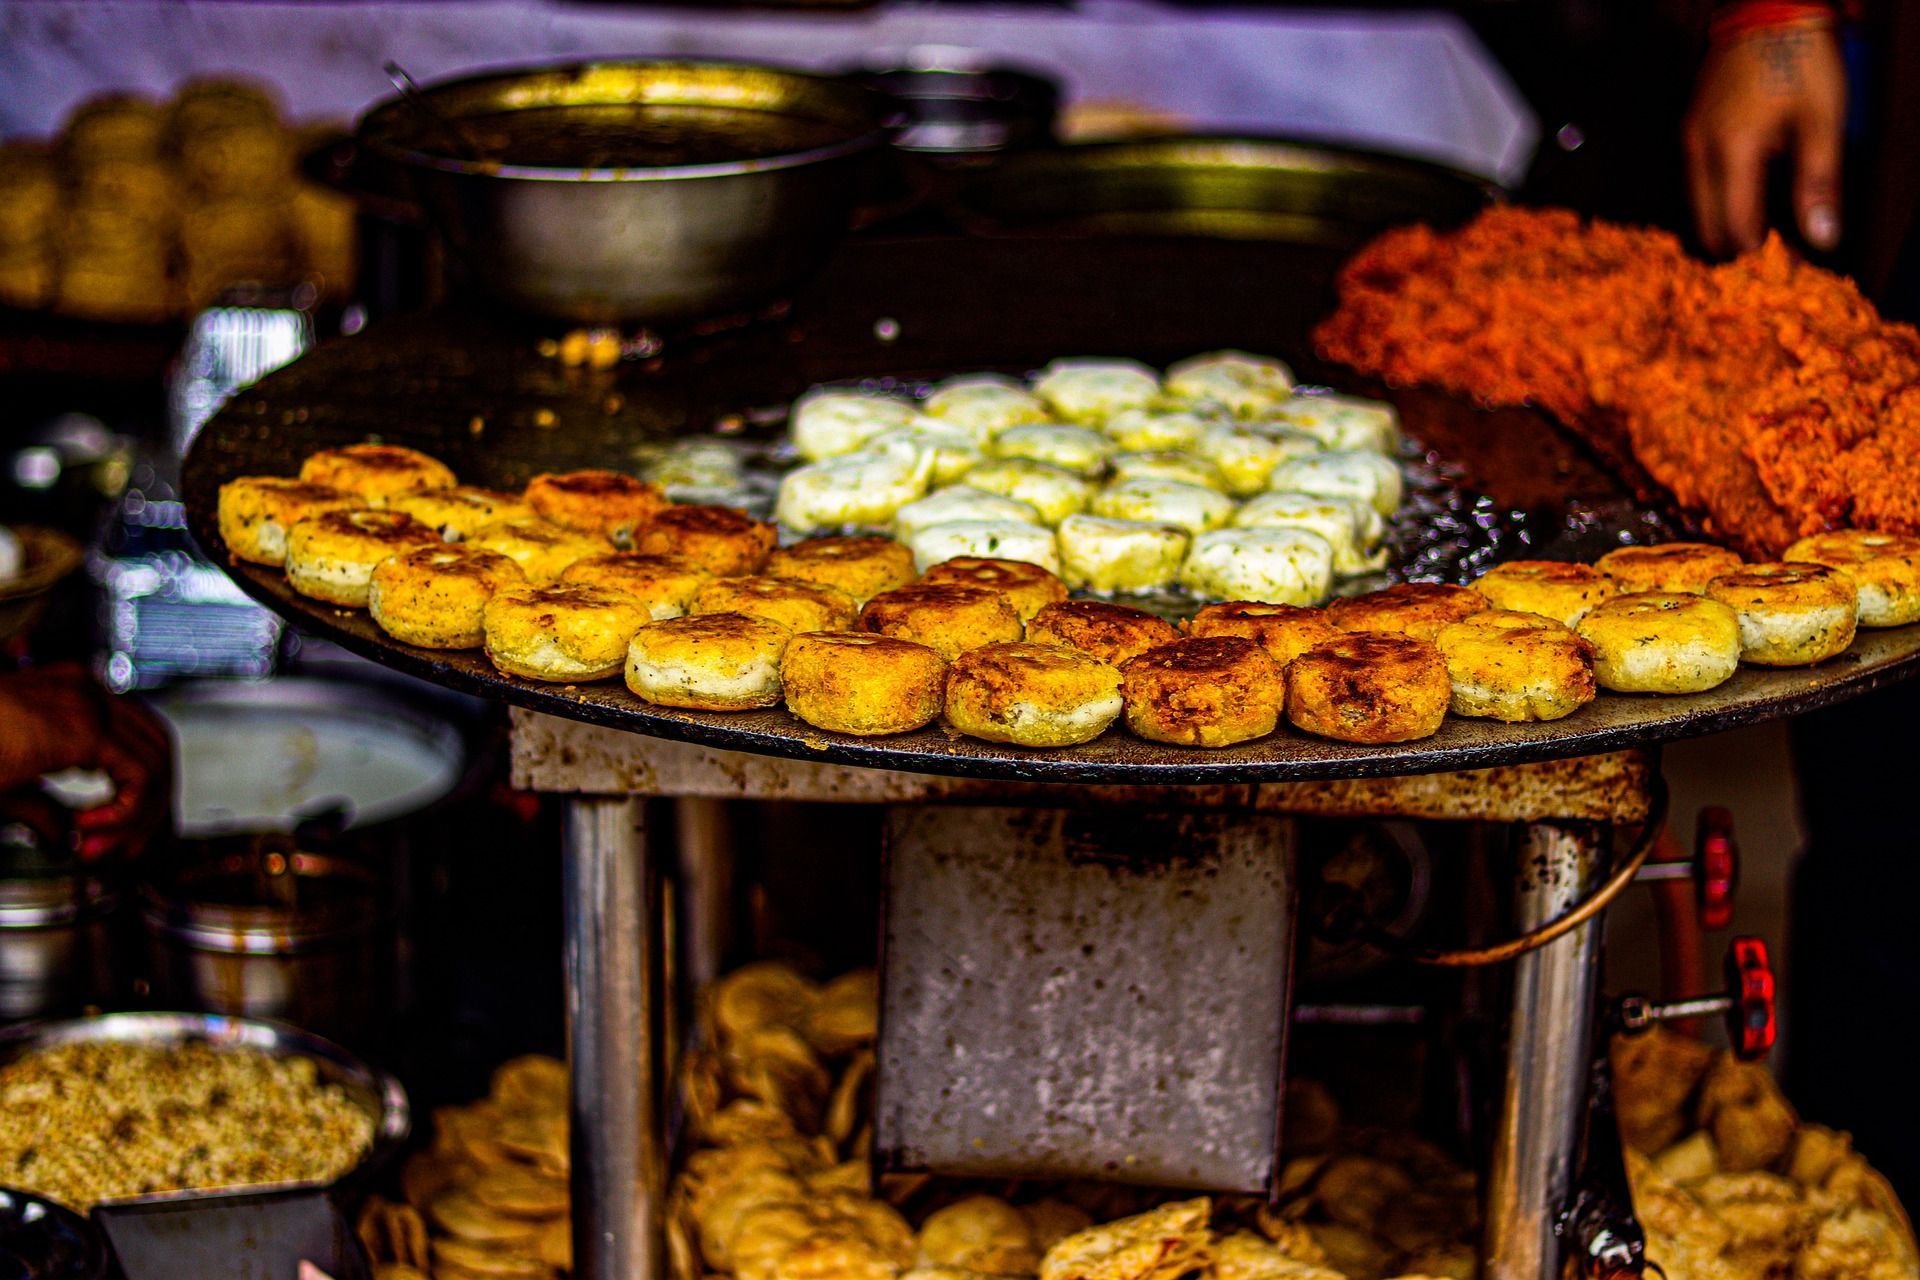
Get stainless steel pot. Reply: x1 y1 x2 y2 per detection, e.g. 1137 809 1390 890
355 61 895 323
0 826 121 1024
141 841 381 1048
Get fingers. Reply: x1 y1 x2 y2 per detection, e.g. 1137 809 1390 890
1684 124 1728 257
1793 110 1843 251
1716 131 1770 256
72 698 175 862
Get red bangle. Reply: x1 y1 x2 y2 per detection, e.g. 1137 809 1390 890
1710 0 1836 43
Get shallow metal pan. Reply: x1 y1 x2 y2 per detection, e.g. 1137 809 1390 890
949 136 1497 244
176 235 1920 785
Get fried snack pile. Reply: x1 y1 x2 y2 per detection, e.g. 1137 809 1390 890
0 80 355 319
1314 207 1920 557
0 1039 374 1210
364 1054 574 1280
222 434 1920 753
1612 1029 1918 1280
669 962 1481 1280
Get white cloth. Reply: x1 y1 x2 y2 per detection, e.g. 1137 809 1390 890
0 1 1537 182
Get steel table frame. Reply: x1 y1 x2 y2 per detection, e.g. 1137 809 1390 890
514 710 1655 1280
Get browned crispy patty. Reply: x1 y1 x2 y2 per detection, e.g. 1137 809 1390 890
1285 632 1451 743
559 551 711 619
1705 562 1858 666
217 476 358 565
624 611 791 710
1025 599 1180 667
779 632 949 736
1185 600 1340 669
299 443 456 506
1595 542 1744 595
389 485 534 541
468 515 608 585
634 504 777 577
858 583 1023 660
369 543 526 649
524 470 670 546
1470 559 1618 627
284 509 441 607
483 582 650 682
918 556 1069 622
945 642 1125 747
1325 583 1484 642
691 575 858 634
1784 530 1920 627
1120 636 1286 747
1434 612 1596 722
764 536 917 606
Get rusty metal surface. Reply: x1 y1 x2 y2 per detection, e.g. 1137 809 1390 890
509 710 1656 822
875 805 1295 1191
183 236 1920 786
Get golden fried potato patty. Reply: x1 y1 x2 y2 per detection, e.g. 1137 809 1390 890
483 582 649 682
945 642 1124 747
1025 600 1179 667
692 575 857 634
919 556 1068 622
1470 559 1618 627
1784 530 1920 627
764 536 916 606
1706 563 1858 667
389 485 533 541
299 443 456 506
560 551 711 620
635 504 777 577
524 470 670 547
217 476 358 566
1186 600 1340 669
369 543 526 649
625 612 792 711
469 515 609 585
859 584 1023 660
1596 542 1744 595
1120 636 1285 747
1286 633 1451 743
1325 583 1484 642
779 632 948 736
285 509 440 607
1434 613 1595 722
1575 593 1741 693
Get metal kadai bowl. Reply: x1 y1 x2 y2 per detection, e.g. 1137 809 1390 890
355 61 896 323
0 1012 410 1205
951 136 1497 245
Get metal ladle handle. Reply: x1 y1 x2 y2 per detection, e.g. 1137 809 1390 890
383 60 484 161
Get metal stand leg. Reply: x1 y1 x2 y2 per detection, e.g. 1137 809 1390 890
1485 822 1608 1280
564 796 665 1280
674 797 735 993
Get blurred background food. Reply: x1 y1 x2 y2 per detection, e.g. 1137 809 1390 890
0 79 355 323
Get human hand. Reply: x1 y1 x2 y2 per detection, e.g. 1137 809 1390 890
0 665 173 860
1684 18 1846 257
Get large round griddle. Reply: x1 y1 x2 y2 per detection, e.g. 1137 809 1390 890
182 235 1920 783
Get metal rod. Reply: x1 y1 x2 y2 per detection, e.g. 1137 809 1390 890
1632 861 1693 882
1484 821 1609 1280
564 796 665 1280
674 797 735 994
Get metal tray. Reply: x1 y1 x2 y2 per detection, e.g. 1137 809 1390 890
0 1011 410 1207
950 137 1495 245
180 235 1920 784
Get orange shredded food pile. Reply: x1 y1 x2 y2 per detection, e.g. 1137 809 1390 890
1314 206 1920 556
